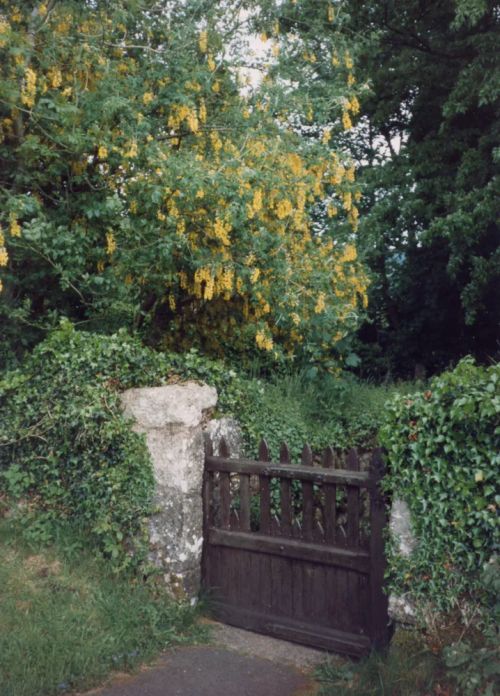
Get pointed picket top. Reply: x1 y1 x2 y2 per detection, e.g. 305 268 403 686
301 443 313 467
219 436 230 458
279 442 291 464
322 445 334 468
347 447 360 471
204 435 214 457
258 438 270 462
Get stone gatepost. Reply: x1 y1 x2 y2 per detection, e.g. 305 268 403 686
121 382 217 599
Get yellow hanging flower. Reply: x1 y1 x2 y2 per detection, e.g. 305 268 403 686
342 191 352 211
97 145 108 159
276 199 293 219
199 99 207 123
105 231 116 255
21 67 37 107
342 111 352 130
124 140 138 158
322 128 332 144
342 244 357 262
250 268 260 284
0 247 8 266
143 92 154 105
327 4 335 22
344 52 354 70
314 292 326 314
198 30 208 54
9 213 21 237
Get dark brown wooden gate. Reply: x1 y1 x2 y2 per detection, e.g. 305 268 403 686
202 438 391 657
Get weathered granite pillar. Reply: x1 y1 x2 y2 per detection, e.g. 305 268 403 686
121 381 217 599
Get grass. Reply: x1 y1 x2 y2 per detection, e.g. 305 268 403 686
0 517 208 696
315 628 444 696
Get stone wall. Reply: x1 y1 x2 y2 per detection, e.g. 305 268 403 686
388 498 417 624
121 381 217 599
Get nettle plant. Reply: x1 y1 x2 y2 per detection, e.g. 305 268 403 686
381 357 499 612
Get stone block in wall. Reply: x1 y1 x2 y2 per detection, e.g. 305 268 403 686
121 381 217 599
204 417 244 458
388 498 418 624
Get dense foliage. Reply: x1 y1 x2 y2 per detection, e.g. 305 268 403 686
0 324 168 565
0 0 368 371
0 323 403 564
261 0 499 377
381 357 499 611
350 0 500 377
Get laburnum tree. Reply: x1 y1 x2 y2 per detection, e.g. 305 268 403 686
0 0 367 369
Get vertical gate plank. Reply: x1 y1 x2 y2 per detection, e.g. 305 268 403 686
279 443 292 536
322 446 337 545
259 440 271 534
301 444 314 541
347 448 360 548
219 437 231 529
239 474 251 531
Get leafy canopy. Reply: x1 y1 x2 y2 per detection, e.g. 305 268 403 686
0 0 368 369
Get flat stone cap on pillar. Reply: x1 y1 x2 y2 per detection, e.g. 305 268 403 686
121 382 217 429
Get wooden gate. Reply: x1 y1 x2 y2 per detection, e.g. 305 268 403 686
202 438 391 656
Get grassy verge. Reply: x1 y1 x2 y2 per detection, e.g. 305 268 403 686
0 517 207 696
315 628 445 695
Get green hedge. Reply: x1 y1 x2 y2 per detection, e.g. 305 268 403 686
381 357 499 611
0 323 172 567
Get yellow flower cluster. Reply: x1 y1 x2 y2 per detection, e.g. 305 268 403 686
21 67 37 107
250 267 260 284
98 145 108 159
0 247 8 267
342 111 352 130
213 217 231 246
276 199 293 219
314 292 326 314
9 213 21 237
247 188 263 219
198 30 208 54
106 231 116 255
123 140 138 158
255 328 273 351
340 244 357 263
168 104 199 133
327 5 335 22
47 67 62 88
143 92 154 105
